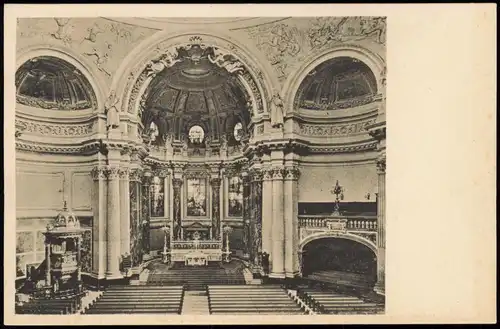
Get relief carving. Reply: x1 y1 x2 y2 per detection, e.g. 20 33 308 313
15 119 94 136
299 118 376 137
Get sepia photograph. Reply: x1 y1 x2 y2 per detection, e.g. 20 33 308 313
5 4 496 326
12 15 387 316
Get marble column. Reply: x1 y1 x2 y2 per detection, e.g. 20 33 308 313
119 168 131 258
76 237 82 281
374 157 386 295
172 178 183 241
284 166 300 278
91 166 107 278
211 178 222 240
261 167 274 262
270 166 285 278
250 169 263 267
45 238 51 286
242 173 251 259
142 170 153 254
105 166 122 279
129 169 143 267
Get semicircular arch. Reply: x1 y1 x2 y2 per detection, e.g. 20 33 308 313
299 232 377 255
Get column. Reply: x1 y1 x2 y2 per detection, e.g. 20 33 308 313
45 238 51 286
172 178 183 240
374 156 386 295
211 178 222 240
142 170 152 254
106 166 122 279
270 166 285 278
242 173 251 259
284 166 300 278
251 170 263 267
76 237 82 282
129 168 143 267
91 166 107 278
261 167 273 261
119 168 131 257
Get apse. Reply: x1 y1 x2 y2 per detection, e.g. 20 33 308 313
295 57 378 111
15 56 97 111
140 44 251 149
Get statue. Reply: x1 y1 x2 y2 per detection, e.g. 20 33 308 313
104 90 120 130
181 134 189 151
145 49 182 78
165 132 174 149
204 134 211 149
269 91 284 128
220 134 228 153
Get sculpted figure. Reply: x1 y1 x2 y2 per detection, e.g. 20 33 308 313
269 91 285 128
104 90 120 130
145 49 182 78
220 134 228 152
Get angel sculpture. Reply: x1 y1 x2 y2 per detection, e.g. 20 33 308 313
104 90 120 130
208 48 244 74
269 91 285 128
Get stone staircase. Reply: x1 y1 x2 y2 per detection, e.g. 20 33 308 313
83 285 184 314
207 285 306 315
181 290 210 314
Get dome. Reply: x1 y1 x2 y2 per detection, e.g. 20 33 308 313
15 56 97 111
295 57 378 111
47 201 82 232
141 45 251 147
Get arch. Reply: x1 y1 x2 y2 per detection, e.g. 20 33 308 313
282 45 386 116
16 44 107 113
110 29 280 120
299 232 377 255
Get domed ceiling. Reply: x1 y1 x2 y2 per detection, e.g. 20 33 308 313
15 56 97 111
295 57 378 111
141 45 250 146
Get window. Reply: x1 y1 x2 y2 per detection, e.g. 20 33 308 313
233 122 243 142
188 125 205 145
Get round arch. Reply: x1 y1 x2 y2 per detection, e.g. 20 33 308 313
16 44 107 113
282 45 386 116
110 29 280 120
299 232 377 255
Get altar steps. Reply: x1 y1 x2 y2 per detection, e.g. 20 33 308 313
147 265 245 291
83 285 184 314
207 285 305 315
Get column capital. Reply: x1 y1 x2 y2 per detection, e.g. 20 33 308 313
284 166 301 181
119 168 130 179
91 166 107 181
271 166 286 180
210 177 222 187
105 166 121 179
129 168 143 182
262 167 274 181
249 168 263 182
172 177 183 188
154 168 170 178
376 157 386 174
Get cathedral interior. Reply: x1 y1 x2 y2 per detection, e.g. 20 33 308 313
15 17 386 315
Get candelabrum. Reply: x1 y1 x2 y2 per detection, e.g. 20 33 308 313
330 180 345 216
222 225 233 263
161 225 170 264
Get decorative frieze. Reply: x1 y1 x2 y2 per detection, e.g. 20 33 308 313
298 119 376 137
15 119 94 137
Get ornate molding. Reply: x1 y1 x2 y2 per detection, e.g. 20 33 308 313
91 166 107 180
184 170 211 180
105 166 121 179
210 177 222 187
298 95 377 111
308 141 378 154
15 119 94 137
16 94 93 111
15 140 101 155
271 167 286 180
262 167 274 181
298 118 376 137
368 125 386 141
284 166 301 181
172 178 184 188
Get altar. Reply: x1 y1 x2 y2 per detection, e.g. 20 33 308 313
185 250 208 266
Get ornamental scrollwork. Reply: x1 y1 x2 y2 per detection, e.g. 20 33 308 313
299 119 376 137
15 119 94 136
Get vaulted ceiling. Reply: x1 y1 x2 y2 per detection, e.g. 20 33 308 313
141 45 250 145
15 56 96 111
295 57 378 111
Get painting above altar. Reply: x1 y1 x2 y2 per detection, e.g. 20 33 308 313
228 176 243 217
186 178 207 217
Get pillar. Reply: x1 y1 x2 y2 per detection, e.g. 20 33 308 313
45 238 51 286
76 237 81 282
119 167 131 257
128 169 142 266
242 173 251 259
270 165 285 279
91 166 107 278
142 170 152 254
374 156 386 295
105 166 122 279
211 178 222 240
172 178 183 240
250 169 263 268
284 166 300 278
261 167 273 261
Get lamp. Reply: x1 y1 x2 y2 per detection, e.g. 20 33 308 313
330 180 345 216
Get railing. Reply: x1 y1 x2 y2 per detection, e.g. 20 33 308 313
171 240 223 250
299 215 377 232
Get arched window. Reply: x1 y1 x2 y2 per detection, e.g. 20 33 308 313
233 122 243 142
188 125 205 145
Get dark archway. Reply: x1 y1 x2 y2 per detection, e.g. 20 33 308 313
302 237 377 278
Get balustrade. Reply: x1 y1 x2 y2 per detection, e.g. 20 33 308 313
298 216 377 232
